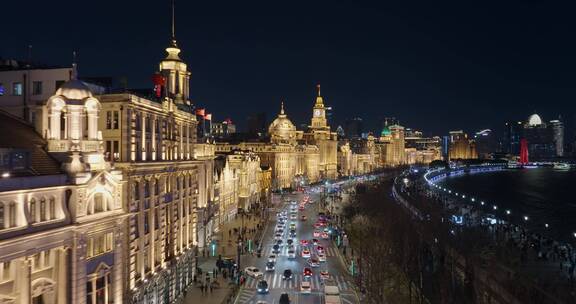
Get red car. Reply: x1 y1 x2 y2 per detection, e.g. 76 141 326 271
303 267 313 277
316 245 324 253
300 239 309 246
313 230 321 238
312 238 319 245
320 270 330 280
298 206 305 211
321 232 329 239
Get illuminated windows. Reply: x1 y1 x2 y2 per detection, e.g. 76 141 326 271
12 83 22 96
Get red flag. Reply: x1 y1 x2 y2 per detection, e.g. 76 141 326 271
196 108 205 116
205 113 212 121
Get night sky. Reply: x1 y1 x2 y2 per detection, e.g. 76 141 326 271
3 1 575 137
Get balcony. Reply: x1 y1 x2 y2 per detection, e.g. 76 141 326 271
47 139 101 152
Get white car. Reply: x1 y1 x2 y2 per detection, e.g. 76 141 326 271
288 249 296 259
300 281 311 294
318 253 326 262
274 233 282 240
268 254 277 263
244 266 263 278
290 214 298 220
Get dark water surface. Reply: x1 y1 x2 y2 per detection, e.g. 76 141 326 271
439 168 576 242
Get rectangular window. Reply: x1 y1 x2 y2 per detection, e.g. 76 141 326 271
12 83 22 96
113 111 119 129
113 141 119 161
0 205 4 229
8 204 15 227
106 111 112 129
32 81 42 95
106 141 112 161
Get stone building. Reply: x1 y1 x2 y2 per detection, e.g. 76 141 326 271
94 36 215 303
0 78 127 304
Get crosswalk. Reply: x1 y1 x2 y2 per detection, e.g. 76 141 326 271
243 273 351 291
263 244 340 258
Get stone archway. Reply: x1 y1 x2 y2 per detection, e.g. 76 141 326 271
31 278 56 304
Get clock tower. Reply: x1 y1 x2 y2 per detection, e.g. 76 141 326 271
311 84 328 130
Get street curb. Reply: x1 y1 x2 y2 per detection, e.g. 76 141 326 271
331 239 361 304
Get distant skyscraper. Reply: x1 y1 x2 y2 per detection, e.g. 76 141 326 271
344 117 363 139
474 129 497 159
549 119 564 157
247 112 267 136
523 113 556 160
502 121 523 155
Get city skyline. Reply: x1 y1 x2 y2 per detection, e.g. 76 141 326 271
2 1 575 135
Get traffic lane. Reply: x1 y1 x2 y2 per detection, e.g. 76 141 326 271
237 193 305 303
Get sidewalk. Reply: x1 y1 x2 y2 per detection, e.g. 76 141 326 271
182 255 238 304
217 212 264 257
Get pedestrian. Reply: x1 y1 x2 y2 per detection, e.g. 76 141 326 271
200 284 205 295
210 284 213 293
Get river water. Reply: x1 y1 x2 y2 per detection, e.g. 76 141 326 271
438 168 576 242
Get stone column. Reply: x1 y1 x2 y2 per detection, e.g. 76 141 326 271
49 111 61 139
56 248 67 304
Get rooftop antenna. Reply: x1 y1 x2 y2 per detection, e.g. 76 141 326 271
72 51 78 80
171 0 175 40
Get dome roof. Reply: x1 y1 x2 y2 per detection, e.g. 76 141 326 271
381 126 391 137
268 102 296 142
527 113 542 126
55 79 93 100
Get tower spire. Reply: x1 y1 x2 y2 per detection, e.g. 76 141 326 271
72 51 78 80
280 100 285 115
171 0 175 40
317 84 321 96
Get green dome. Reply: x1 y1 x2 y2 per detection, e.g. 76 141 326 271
381 126 391 136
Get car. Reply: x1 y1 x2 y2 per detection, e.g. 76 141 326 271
279 293 290 304
313 230 321 238
300 239 309 246
266 261 275 271
244 267 263 278
290 214 298 220
291 200 298 205
323 227 330 233
318 253 326 262
298 206 305 211
312 238 319 245
314 223 322 229
321 232 329 239
289 230 297 238
282 269 293 280
289 223 296 229
274 233 282 240
301 248 311 258
308 257 320 267
286 239 294 246
272 244 280 254
300 281 311 294
303 267 313 277
316 245 324 253
288 249 296 259
268 254 276 263
320 270 330 280
276 239 284 246
276 228 284 234
300 215 307 221
257 280 269 294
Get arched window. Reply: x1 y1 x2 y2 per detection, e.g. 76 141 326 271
40 197 47 221
49 197 56 220
94 193 104 213
29 198 36 224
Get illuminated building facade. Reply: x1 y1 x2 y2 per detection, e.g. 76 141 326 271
216 102 320 189
448 130 478 160
0 78 127 304
302 85 338 179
